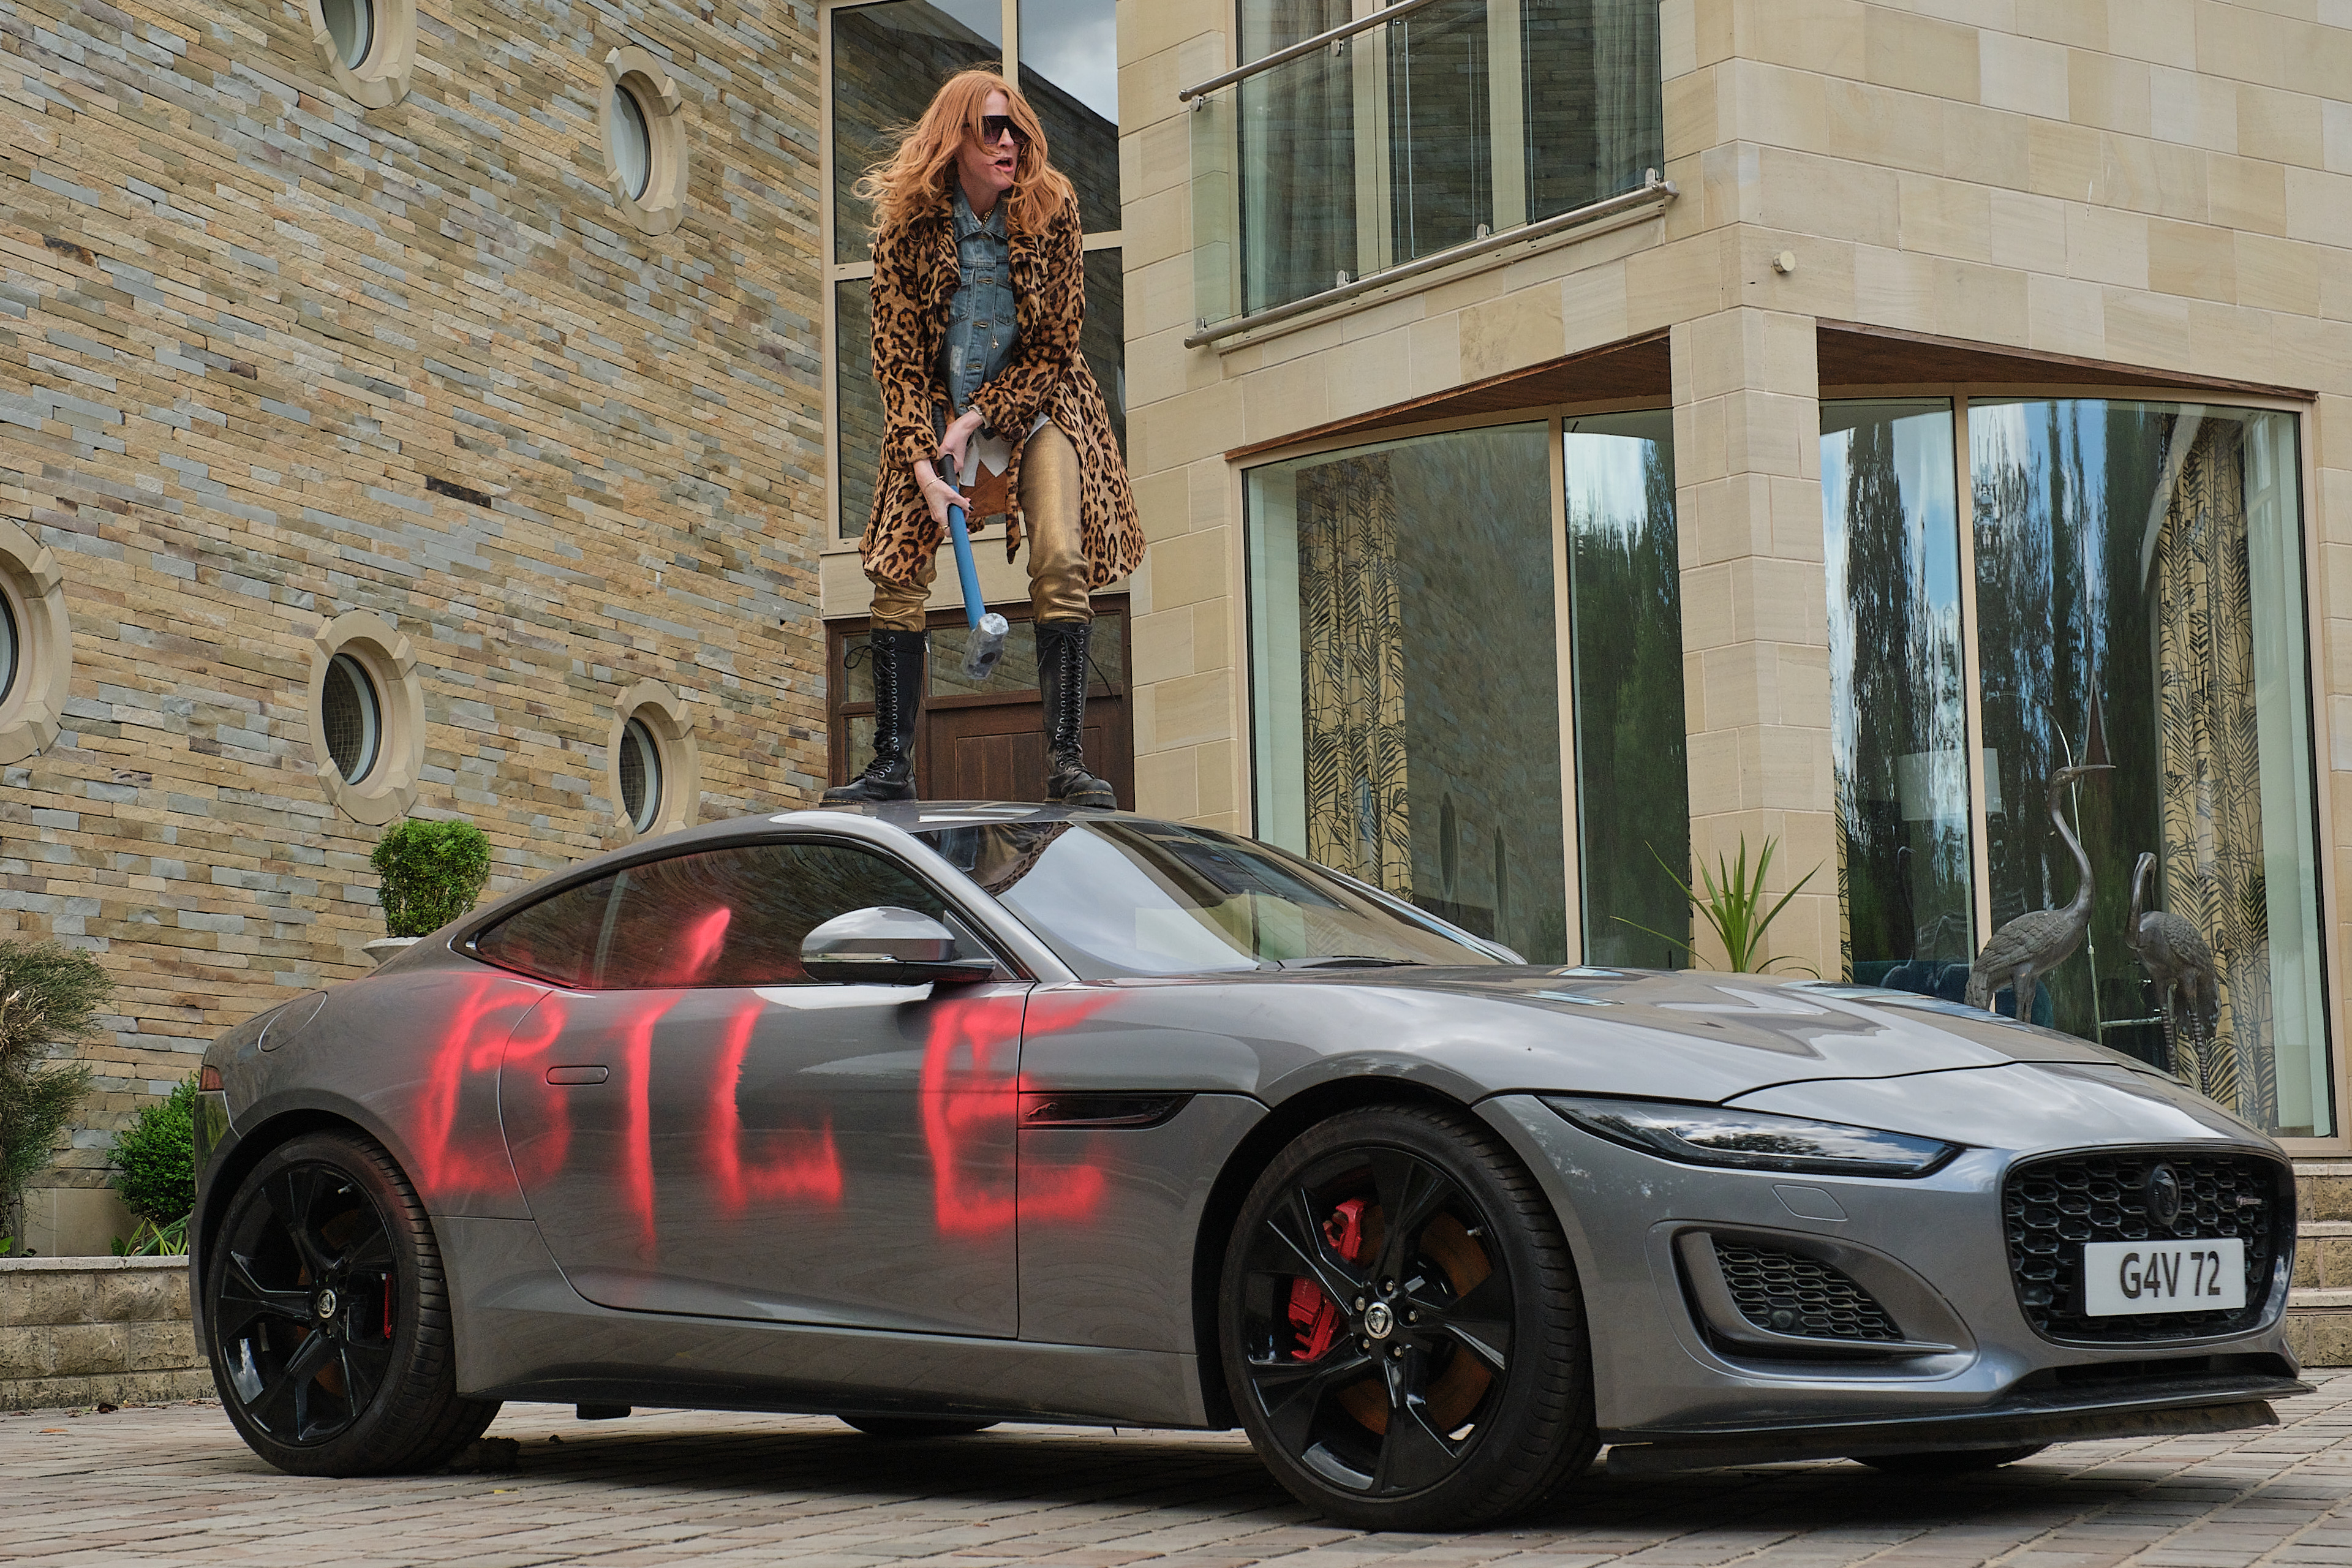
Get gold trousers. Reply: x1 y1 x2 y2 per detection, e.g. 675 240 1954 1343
868 423 1091 632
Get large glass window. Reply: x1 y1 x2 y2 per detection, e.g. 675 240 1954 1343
1971 401 2325 1136
1822 401 1975 993
1198 0 1663 325
1819 398 2328 1139
826 0 1125 538
1564 411 1687 967
1248 424 1568 962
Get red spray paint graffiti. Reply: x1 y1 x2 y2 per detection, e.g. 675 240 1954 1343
412 975 552 1203
708 997 843 1210
921 990 1112 1234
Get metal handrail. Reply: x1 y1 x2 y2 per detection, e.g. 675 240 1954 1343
1176 0 1455 102
1183 172 1676 349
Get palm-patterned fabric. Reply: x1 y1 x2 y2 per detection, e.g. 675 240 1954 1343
1297 457 1411 894
2154 418 2275 1126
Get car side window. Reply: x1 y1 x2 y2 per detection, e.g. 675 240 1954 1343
472 873 619 988
480 839 966 990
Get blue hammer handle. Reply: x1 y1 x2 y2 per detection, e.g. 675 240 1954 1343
938 453 984 630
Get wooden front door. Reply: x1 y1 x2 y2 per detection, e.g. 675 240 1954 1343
828 602 1133 810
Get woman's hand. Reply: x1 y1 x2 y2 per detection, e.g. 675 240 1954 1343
935 409 985 476
913 458 956 530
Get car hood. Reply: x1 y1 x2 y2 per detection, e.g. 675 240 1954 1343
1094 965 2190 1107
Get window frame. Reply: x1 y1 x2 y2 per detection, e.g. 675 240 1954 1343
463 831 1027 991
818 0 1128 549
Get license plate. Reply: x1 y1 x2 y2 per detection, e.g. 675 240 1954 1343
2081 1238 2247 1315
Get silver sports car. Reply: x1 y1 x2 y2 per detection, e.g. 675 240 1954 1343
190 803 2305 1529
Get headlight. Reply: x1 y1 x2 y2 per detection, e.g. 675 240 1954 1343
1542 1096 1961 1178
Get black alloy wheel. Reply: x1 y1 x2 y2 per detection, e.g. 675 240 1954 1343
839 1416 1000 1438
205 1130 499 1475
1221 1105 1596 1530
1854 1444 2046 1474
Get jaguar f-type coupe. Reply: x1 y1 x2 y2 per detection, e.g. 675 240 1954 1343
190 803 2305 1529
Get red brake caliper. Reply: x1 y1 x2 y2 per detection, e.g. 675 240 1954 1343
1286 1197 1366 1360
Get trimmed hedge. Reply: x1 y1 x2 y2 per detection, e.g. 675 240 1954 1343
372 819 493 938
111 1073 196 1229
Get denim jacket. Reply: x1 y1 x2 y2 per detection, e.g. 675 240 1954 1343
941 185 1018 423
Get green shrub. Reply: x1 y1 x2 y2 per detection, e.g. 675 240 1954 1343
0 940 105 1236
372 819 493 937
110 1073 196 1235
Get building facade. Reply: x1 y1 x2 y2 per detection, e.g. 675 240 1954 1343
0 0 829 1249
1110 1 2352 1157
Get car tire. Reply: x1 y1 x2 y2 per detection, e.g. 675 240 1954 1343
1853 1444 2046 1474
839 1416 999 1438
1219 1103 1597 1531
204 1129 500 1476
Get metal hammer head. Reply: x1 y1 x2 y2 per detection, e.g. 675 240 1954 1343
962 611 1009 682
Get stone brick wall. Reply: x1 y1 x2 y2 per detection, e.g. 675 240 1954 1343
0 1257 208 1409
0 0 827 1200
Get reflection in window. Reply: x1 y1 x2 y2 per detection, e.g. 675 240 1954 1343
1248 424 1567 962
1822 401 1974 994
835 277 878 539
1019 0 1118 232
831 0 1005 265
1564 412 1686 966
1972 401 2325 1136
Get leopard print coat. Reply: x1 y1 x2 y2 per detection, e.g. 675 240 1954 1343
858 185 1144 590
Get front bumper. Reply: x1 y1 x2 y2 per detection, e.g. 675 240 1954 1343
1479 1074 2301 1463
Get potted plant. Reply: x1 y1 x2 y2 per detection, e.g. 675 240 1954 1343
0 939 105 1253
110 1074 195 1255
367 819 494 966
1615 834 1822 976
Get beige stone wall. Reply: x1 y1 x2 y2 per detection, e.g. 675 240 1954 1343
1118 1 2352 1003
0 0 826 1200
0 1257 208 1409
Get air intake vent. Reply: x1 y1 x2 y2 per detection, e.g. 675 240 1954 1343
2003 1149 2286 1343
1711 1240 1903 1343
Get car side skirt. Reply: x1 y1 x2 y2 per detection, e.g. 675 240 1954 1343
441 1216 1215 1429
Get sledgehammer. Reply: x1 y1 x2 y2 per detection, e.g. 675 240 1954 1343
937 453 1009 682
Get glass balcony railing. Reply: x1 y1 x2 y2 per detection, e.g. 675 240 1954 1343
1186 0 1667 343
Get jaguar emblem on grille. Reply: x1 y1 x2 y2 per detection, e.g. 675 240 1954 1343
2144 1163 2184 1228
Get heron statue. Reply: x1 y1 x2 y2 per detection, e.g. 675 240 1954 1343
1964 762 2114 1021
2124 850 2220 1076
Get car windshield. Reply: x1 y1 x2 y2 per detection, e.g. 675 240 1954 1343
913 817 1507 977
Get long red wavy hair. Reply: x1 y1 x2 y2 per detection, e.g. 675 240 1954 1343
854 69 1074 237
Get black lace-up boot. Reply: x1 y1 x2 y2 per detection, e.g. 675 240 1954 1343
823 628 925 804
1034 619 1115 810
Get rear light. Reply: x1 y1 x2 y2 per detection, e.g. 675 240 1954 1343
199 1064 223 1092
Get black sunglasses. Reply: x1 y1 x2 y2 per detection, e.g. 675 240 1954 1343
979 114 1029 148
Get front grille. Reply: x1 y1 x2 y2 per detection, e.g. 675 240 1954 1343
1713 1241 1903 1342
2003 1149 2288 1343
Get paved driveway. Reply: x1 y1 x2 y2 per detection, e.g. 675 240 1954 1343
7 1376 2352 1567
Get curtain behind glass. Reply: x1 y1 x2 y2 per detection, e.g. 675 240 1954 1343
1248 424 1567 962
1970 400 2328 1137
1823 402 1973 993
1564 412 1686 967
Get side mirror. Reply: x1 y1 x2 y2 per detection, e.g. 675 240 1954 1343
801 907 997 986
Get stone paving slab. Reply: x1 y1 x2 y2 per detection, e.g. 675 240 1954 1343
9 1375 2352 1566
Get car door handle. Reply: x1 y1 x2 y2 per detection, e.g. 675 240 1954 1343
546 1065 610 1085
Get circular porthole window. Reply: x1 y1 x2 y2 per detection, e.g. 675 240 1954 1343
0 588 17 707
611 86 652 202
617 715 662 832
320 652 382 783
303 0 412 107
598 48 687 236
321 0 372 68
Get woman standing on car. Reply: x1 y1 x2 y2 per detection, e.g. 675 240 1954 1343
825 69 1144 809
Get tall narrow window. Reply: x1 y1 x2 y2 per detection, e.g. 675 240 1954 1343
1972 401 2326 1136
1564 411 1686 967
1821 401 1973 992
1248 423 1567 962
